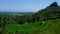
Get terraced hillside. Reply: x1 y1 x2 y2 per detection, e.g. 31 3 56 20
0 19 59 34
0 2 60 34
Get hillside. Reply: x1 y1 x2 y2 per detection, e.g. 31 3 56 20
33 2 60 21
0 19 60 34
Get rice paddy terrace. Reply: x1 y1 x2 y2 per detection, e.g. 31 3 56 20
0 19 59 34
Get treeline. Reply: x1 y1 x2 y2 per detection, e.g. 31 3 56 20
0 14 38 25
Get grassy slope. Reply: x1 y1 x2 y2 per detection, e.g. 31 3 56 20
2 19 60 34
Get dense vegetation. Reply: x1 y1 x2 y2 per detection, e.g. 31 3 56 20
0 2 60 34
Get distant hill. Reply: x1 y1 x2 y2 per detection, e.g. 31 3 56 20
0 11 34 15
33 2 60 21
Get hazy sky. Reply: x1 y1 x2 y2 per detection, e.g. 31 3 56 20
0 0 60 12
